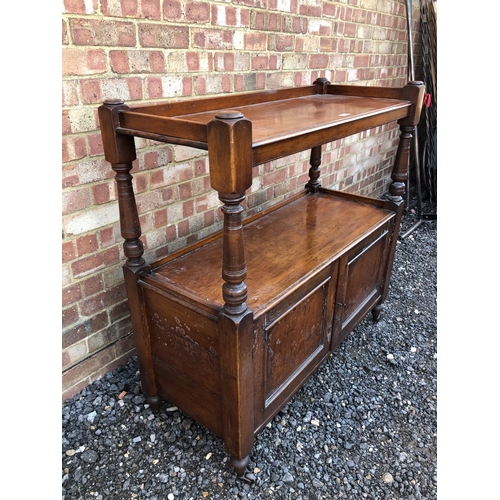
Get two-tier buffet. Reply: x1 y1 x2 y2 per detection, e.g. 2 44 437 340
98 78 425 482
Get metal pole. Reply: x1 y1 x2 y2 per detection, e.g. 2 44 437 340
400 0 424 239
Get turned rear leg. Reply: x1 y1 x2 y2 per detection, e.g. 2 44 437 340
372 303 383 321
231 455 256 484
146 395 162 413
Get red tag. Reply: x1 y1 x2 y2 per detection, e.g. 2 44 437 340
423 93 432 108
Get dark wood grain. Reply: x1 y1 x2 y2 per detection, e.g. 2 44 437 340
152 191 393 315
98 80 425 480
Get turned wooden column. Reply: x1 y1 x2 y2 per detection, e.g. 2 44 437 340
219 193 248 314
305 78 330 192
207 111 255 483
98 99 160 411
388 81 426 204
376 80 425 318
306 145 322 193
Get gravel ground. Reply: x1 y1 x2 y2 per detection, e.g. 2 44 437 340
62 200 437 500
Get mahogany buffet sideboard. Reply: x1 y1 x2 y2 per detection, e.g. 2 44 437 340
98 78 425 482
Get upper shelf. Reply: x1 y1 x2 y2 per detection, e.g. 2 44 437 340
114 83 416 165
171 94 410 148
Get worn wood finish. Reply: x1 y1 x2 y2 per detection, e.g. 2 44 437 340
98 80 425 481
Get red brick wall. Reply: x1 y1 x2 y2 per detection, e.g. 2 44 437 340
62 0 421 401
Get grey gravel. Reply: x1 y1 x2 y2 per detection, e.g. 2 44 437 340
62 200 437 499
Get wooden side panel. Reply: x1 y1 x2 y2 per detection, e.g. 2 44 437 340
141 285 223 435
153 359 223 437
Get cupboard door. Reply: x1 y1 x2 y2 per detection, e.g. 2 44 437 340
252 263 337 429
332 221 391 349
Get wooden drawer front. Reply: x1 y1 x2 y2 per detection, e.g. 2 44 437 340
263 276 332 410
334 222 391 345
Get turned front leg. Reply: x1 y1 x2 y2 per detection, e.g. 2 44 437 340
218 193 255 483
98 99 159 412
208 111 255 481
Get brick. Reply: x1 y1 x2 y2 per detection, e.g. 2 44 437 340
62 323 88 350
133 173 148 193
214 52 234 72
354 54 369 67
88 133 104 156
76 233 99 255
87 325 120 354
62 339 88 369
178 219 190 237
263 168 287 186
62 305 79 329
109 302 131 323
146 77 162 98
139 23 189 48
295 35 319 52
71 253 105 278
109 50 130 73
111 50 164 74
64 202 119 236
150 51 166 72
163 0 183 21
136 190 164 214
82 275 104 297
193 28 233 49
299 4 321 16
80 79 102 104
79 283 127 317
185 1 210 22
153 208 168 227
142 150 160 169
76 158 113 184
62 283 82 307
282 53 307 70
62 187 92 215
62 343 117 397
70 19 136 46
100 78 132 102
127 77 143 100
99 227 117 247
141 0 161 19
62 241 77 263
66 107 98 134
251 55 270 71
182 199 195 218
100 0 122 15
63 0 98 14
103 246 120 266
150 169 165 188
63 48 107 76
121 0 138 16
62 136 87 162
63 19 69 45
62 80 79 107
268 34 294 52
243 32 267 50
